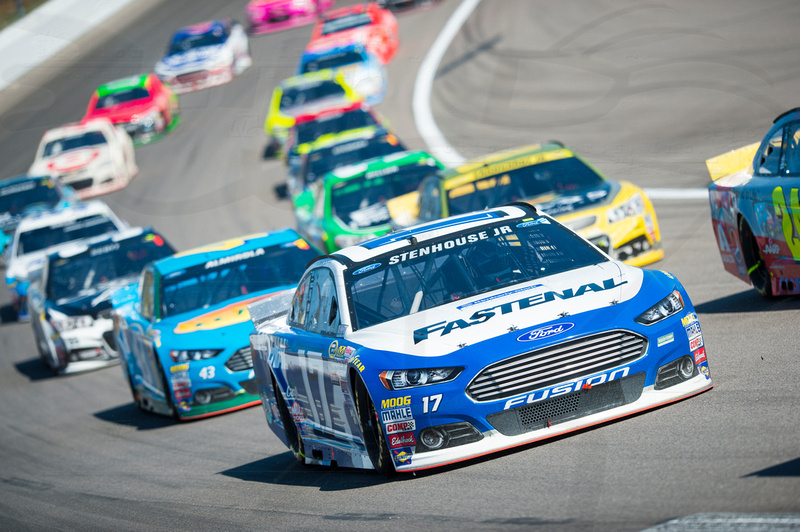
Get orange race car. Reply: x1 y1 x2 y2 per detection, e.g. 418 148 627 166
306 2 399 65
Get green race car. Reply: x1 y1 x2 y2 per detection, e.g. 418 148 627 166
294 150 443 252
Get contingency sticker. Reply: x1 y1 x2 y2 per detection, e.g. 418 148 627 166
657 332 674 347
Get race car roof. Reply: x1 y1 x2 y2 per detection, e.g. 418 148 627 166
173 19 229 39
95 74 150 95
300 41 372 62
303 125 393 154
16 200 117 232
40 118 113 142
52 226 157 259
333 204 537 265
152 227 310 276
0 174 52 189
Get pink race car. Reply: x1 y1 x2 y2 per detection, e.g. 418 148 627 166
246 0 334 34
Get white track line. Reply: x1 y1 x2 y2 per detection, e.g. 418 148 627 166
412 0 708 201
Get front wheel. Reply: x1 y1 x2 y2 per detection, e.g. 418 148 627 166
354 377 395 476
739 217 773 297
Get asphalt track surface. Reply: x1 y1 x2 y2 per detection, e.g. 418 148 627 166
0 1 799 530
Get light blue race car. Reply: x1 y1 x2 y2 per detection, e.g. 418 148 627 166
296 43 387 106
112 229 321 421
249 203 713 474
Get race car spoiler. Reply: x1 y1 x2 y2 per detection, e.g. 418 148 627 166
705 142 759 181
248 288 296 328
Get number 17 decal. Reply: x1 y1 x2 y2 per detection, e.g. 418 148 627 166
422 393 442 414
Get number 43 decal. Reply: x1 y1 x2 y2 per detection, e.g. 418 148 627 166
422 393 442 414
199 366 215 380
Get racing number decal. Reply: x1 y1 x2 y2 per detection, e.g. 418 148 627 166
298 351 333 430
422 394 442 414
773 186 800 258
199 366 215 380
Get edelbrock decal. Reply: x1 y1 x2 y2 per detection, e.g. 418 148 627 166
517 323 574 342
414 277 627 344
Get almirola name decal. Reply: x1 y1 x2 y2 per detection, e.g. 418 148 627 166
413 277 627 343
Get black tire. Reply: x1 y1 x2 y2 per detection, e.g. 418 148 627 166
272 373 305 464
739 217 773 297
353 377 395 476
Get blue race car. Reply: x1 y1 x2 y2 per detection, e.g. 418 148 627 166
296 43 387 106
0 175 78 259
249 203 713 474
112 229 321 421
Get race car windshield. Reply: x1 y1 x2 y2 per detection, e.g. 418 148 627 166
346 217 607 329
447 156 606 216
295 109 378 146
0 180 61 216
160 243 319 318
47 235 173 302
95 88 150 109
301 51 365 73
16 215 119 256
168 32 226 54
302 135 405 187
331 164 437 229
42 131 107 157
321 13 372 36
280 81 347 110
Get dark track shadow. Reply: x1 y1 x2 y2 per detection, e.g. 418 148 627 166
744 457 800 478
14 358 56 382
93 403 177 431
0 304 19 324
694 289 800 314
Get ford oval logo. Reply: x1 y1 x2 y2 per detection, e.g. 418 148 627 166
517 323 575 342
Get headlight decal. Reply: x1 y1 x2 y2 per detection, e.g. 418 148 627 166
634 289 684 325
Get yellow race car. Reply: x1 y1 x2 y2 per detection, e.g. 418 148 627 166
387 142 663 267
263 69 361 157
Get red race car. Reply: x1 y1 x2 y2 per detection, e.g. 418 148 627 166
307 2 398 65
82 73 180 146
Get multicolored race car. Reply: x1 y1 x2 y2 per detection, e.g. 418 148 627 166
706 107 800 296
111 229 321 421
296 43 387 106
27 227 175 375
82 73 180 146
295 150 443 252
29 118 138 199
0 175 78 258
248 203 712 474
307 2 399 65
387 142 663 267
154 19 251 94
246 0 334 34
264 69 361 157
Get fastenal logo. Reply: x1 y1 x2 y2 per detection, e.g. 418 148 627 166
517 323 574 342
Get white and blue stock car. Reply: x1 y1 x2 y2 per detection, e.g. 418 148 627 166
248 203 713 474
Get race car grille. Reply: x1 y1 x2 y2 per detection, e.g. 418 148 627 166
176 71 208 84
467 330 647 402
614 235 653 262
225 346 253 372
65 178 93 191
486 372 646 436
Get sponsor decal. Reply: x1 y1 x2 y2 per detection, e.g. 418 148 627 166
352 263 381 276
389 432 417 449
657 332 674 347
381 396 410 409
393 449 412 464
517 322 574 342
89 242 120 257
328 340 339 358
204 247 265 269
698 361 710 380
0 181 37 195
170 363 190 372
178 401 191 413
328 341 355 361
504 367 630 410
516 218 550 228
681 313 698 327
763 242 780 255
381 406 413 423
689 335 704 351
685 321 702 340
388 226 511 265
415 277 627 344
385 420 416 434
350 354 365 372
290 401 305 423
693 347 707 365
456 284 542 310
172 377 191 390
174 388 192 401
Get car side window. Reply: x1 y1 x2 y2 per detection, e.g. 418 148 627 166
289 273 312 329
315 269 341 336
779 122 800 176
139 269 155 320
419 175 442 221
755 127 785 175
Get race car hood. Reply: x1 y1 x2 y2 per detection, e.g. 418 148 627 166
156 45 228 75
530 181 616 217
351 261 641 357
30 146 113 175
51 275 138 317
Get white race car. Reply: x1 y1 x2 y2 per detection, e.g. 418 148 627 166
155 18 252 94
4 201 127 320
29 119 137 199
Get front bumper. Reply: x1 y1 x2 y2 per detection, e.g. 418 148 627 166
162 67 234 94
59 317 120 374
